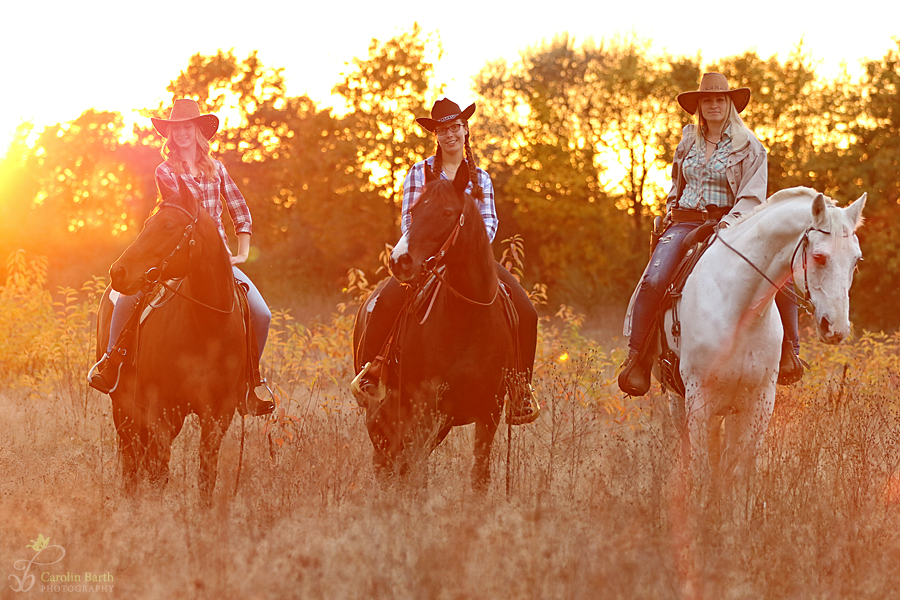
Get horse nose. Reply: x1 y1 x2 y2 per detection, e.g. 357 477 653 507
110 264 127 288
819 315 845 344
391 253 413 280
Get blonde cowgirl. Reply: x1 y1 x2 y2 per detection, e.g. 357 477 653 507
619 73 803 396
89 99 273 415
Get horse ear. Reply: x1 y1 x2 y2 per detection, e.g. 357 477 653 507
845 192 867 231
424 164 438 183
811 193 828 228
452 162 469 198
175 177 199 216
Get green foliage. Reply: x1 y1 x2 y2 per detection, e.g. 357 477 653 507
0 29 898 329
332 22 439 204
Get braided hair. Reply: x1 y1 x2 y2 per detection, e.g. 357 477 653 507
430 131 485 201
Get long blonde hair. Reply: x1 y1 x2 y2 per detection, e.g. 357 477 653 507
692 96 750 147
160 125 218 179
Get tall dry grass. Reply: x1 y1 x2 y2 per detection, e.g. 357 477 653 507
2 249 900 599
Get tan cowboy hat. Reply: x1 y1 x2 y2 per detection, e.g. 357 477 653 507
151 99 219 139
677 72 751 115
416 98 476 132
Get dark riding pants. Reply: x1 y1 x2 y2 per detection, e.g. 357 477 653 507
629 221 800 354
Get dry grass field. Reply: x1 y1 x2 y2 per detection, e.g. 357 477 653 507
2 253 900 599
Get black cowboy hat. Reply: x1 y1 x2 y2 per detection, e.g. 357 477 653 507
151 99 220 140
677 72 751 115
416 98 476 132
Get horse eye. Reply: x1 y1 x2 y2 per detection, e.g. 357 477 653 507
812 253 827 266
443 209 454 218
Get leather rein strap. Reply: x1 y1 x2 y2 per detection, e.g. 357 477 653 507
421 212 500 307
141 202 235 315
715 224 829 316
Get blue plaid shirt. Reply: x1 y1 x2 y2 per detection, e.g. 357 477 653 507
400 156 498 242
679 127 734 210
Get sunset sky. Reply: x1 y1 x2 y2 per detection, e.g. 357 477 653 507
2 0 897 153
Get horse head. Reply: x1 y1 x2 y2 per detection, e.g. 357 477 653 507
796 192 866 344
390 165 475 284
110 179 201 295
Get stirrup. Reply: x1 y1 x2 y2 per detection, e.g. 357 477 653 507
239 380 275 416
87 351 123 395
777 343 806 386
350 362 387 408
507 382 541 426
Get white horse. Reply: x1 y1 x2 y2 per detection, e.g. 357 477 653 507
666 187 866 487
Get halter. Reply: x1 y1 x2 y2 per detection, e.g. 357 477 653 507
419 211 500 307
142 202 198 285
141 202 235 315
715 223 831 316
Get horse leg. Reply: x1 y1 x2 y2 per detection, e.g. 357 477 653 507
472 418 499 492
683 388 714 501
198 412 229 506
720 388 775 513
113 413 140 495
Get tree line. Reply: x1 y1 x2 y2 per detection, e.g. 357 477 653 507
1 26 898 330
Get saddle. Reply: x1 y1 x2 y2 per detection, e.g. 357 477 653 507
653 227 719 397
106 278 258 384
366 272 521 383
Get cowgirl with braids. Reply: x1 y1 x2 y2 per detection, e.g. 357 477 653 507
89 99 274 416
352 98 540 424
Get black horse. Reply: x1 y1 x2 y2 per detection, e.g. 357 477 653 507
95 180 249 504
353 168 518 489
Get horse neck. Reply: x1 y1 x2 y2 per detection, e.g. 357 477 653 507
443 205 498 303
184 218 235 305
717 198 813 303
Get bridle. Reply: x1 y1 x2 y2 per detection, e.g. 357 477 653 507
420 210 500 307
141 202 235 315
715 223 831 316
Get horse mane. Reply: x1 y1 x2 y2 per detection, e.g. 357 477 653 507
730 186 836 228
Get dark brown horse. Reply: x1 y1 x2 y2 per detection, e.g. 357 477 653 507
95 180 247 504
352 169 517 489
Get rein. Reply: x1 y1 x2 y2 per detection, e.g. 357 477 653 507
141 202 235 315
714 223 829 316
421 211 500 307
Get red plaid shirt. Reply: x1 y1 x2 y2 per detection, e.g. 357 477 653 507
155 160 253 247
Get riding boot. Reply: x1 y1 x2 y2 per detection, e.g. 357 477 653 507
350 359 387 409
88 348 127 394
618 345 653 396
507 377 541 425
777 338 804 385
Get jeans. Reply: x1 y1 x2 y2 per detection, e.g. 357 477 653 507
106 266 271 361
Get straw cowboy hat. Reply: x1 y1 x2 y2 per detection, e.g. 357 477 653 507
677 72 751 115
151 99 220 139
416 98 476 132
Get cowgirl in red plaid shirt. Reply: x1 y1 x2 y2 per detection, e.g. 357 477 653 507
89 99 274 416
351 98 540 425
